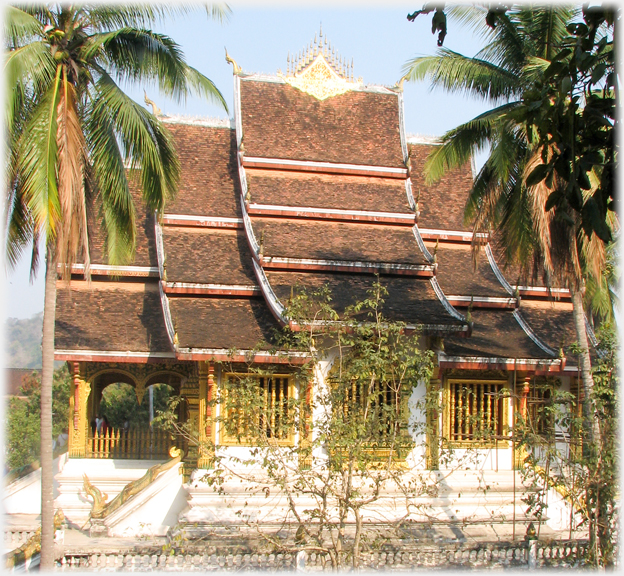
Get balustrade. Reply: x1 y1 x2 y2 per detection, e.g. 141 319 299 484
86 427 175 459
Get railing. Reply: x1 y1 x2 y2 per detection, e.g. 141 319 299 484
87 427 174 460
54 539 600 571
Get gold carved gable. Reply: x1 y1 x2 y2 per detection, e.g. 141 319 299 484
286 54 353 101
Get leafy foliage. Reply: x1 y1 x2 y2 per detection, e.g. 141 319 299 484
5 365 71 471
5 4 228 275
514 6 616 243
407 3 616 245
98 382 173 430
516 325 619 566
157 282 434 569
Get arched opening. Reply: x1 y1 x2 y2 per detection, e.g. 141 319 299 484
97 382 174 430
86 371 186 460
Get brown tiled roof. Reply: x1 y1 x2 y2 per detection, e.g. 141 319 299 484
168 297 281 350
240 79 404 167
250 218 428 265
409 143 473 232
430 242 510 298
163 123 241 219
84 187 157 268
162 228 256 285
489 234 567 289
518 301 576 355
55 281 171 353
266 271 461 327
246 169 412 213
444 309 551 359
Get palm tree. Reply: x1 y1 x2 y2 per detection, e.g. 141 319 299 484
402 5 612 448
5 5 228 568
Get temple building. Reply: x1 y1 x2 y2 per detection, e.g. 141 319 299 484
45 34 593 537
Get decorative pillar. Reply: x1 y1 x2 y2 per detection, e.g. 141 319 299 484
68 362 91 458
180 367 200 478
514 374 531 469
197 362 215 469
426 368 441 470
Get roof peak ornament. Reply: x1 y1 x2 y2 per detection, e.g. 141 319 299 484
283 26 358 100
225 47 241 75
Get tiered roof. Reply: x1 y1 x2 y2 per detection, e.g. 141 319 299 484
55 35 593 373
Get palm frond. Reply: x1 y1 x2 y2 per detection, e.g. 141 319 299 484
5 182 34 272
85 92 136 267
15 66 63 239
4 5 43 47
87 28 227 110
87 4 230 30
92 72 179 212
403 49 520 101
425 102 520 183
5 41 56 131
522 6 578 61
474 11 526 75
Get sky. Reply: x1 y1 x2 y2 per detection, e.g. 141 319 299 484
3 3 498 323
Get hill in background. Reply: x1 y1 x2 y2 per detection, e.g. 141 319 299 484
5 312 43 369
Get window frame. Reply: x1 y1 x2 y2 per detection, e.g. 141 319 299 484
219 372 297 447
443 378 510 448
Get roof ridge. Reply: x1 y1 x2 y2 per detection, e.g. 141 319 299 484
161 115 233 128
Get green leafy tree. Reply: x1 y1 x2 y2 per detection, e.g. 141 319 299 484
99 382 173 429
158 283 435 569
516 324 618 567
5 365 71 471
405 4 617 564
4 4 228 567
406 6 610 418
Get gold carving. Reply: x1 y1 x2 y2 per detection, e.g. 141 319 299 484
85 453 182 522
169 446 182 458
82 474 109 518
135 380 145 405
286 54 353 101
225 47 241 74
5 510 65 569
69 368 91 458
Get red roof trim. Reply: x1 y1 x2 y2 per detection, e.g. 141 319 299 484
164 282 260 297
242 157 408 179
261 257 434 277
55 350 176 363
247 203 416 226
419 229 489 243
58 263 159 278
446 296 518 309
161 214 244 229
516 286 572 299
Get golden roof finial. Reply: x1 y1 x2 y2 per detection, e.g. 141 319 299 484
284 29 357 97
395 73 410 91
225 47 241 75
144 91 161 116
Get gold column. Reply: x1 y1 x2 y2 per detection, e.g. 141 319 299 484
68 362 91 458
426 368 441 470
514 374 531 469
197 362 215 468
180 369 200 475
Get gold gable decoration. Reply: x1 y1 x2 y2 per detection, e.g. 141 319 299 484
284 26 357 101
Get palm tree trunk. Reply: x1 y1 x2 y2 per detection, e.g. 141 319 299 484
570 284 603 558
40 242 57 570
569 284 598 450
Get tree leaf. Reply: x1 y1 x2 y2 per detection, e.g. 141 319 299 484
526 163 549 187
